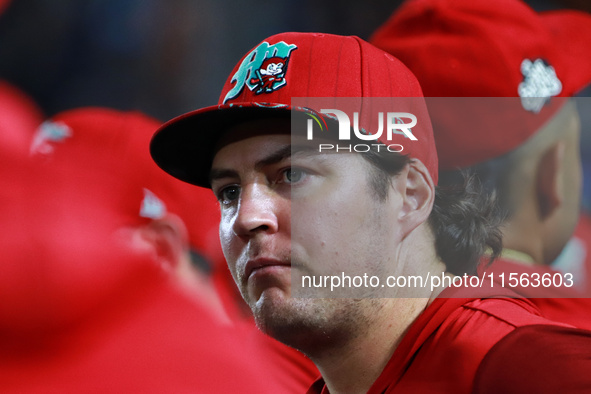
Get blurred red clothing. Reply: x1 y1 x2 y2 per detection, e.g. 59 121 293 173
0 267 288 393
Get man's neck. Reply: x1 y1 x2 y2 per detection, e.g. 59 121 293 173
310 297 429 394
306 227 447 393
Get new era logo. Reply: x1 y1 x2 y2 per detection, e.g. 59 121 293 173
518 58 562 113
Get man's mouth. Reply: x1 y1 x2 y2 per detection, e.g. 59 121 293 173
244 258 291 280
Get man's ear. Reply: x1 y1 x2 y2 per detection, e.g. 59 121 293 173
135 214 190 272
536 141 565 219
397 159 435 234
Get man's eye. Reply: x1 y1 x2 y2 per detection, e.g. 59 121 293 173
219 186 240 204
282 168 305 184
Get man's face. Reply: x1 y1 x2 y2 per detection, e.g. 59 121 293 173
210 119 408 348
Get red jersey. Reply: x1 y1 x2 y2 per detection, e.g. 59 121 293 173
473 324 591 394
308 287 571 394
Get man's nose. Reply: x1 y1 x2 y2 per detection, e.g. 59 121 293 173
232 183 280 237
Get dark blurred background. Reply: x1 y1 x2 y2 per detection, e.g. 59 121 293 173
0 0 587 122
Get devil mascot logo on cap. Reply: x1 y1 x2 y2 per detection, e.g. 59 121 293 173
250 56 290 95
223 41 297 104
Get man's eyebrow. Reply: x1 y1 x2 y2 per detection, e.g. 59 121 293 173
209 168 239 184
254 144 318 170
209 144 318 184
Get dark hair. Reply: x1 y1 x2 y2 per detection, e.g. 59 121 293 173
360 149 504 275
429 172 504 275
439 153 515 220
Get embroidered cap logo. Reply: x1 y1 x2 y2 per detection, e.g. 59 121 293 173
518 58 563 113
223 41 297 104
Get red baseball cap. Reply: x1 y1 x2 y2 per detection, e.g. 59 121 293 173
34 108 222 260
150 32 438 186
30 108 175 227
370 0 591 169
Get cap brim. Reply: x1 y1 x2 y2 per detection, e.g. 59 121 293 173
150 104 293 188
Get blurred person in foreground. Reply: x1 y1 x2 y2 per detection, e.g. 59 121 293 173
371 0 591 329
151 31 591 393
0 107 295 393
